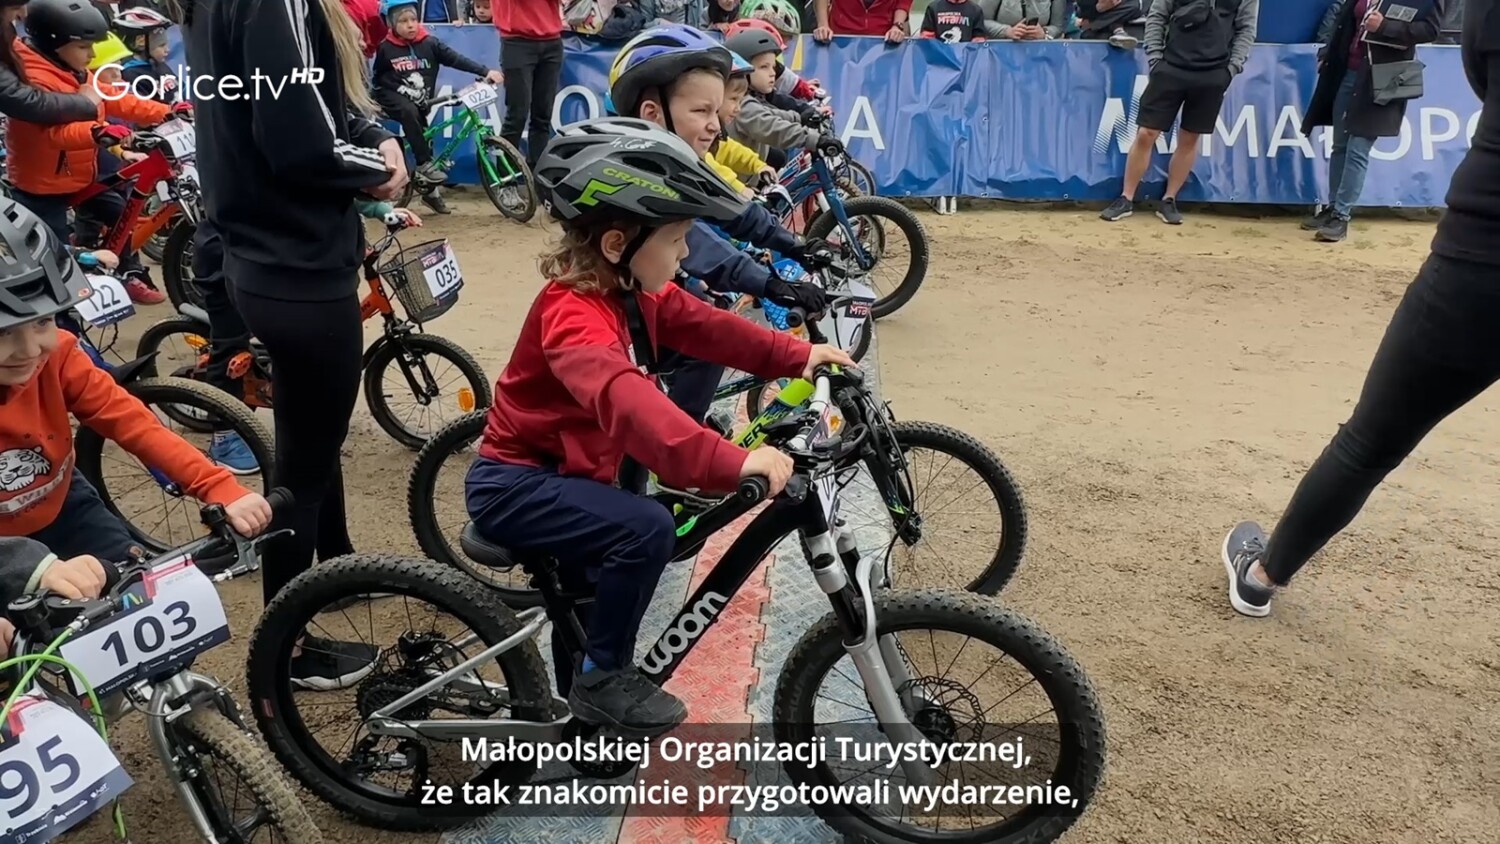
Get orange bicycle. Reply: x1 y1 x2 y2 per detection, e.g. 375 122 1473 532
134 216 490 449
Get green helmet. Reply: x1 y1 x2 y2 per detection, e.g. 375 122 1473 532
740 0 801 39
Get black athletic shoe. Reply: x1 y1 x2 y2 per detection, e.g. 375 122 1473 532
421 190 452 215
1315 216 1348 242
1300 207 1333 231
567 666 687 738
1157 198 1183 225
1221 521 1275 618
290 636 380 691
1100 196 1133 222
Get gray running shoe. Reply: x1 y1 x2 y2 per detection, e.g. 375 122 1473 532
1157 197 1183 225
1100 196 1134 222
1222 521 1274 617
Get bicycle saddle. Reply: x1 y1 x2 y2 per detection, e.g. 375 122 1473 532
458 522 522 571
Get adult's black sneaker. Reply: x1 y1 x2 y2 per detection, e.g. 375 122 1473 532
1315 216 1348 242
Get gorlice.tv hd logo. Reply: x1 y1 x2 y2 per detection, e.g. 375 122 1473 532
92 64 326 103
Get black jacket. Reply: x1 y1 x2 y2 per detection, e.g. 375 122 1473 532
372 32 489 108
1303 0 1444 139
0 61 96 124
188 0 394 301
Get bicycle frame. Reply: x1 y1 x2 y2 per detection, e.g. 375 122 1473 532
776 153 876 270
362 377 941 784
69 149 179 256
421 104 522 189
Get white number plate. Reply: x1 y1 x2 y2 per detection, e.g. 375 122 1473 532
154 119 195 159
0 693 133 843
74 275 135 328
57 554 229 698
822 277 877 354
457 82 498 110
421 242 464 301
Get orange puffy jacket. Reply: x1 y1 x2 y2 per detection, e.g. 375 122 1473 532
5 41 170 195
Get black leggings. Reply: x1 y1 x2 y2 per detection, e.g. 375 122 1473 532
1263 253 1500 583
374 89 432 164
229 283 363 603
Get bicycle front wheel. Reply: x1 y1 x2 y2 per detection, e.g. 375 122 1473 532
173 706 326 843
774 589 1106 844
161 219 202 311
808 196 929 319
363 333 490 450
479 136 537 222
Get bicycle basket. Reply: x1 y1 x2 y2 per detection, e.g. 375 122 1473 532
376 238 463 324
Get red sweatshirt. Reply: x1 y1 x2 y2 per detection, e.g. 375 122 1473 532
826 0 914 36
0 330 247 536
493 0 563 40
478 282 811 493
342 0 388 57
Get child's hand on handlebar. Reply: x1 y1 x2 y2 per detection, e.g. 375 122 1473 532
484 70 505 84
803 344 856 379
40 555 108 601
87 249 120 269
740 448 795 497
225 492 273 538
392 208 423 227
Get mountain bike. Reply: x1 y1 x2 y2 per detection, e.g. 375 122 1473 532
406 310 1026 606
398 80 536 222
58 291 277 555
765 141 927 319
3 488 324 843
135 216 491 449
246 366 1101 842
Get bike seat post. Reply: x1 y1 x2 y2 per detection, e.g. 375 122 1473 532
525 555 592 672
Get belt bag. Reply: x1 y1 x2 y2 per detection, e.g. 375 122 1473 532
1368 44 1425 106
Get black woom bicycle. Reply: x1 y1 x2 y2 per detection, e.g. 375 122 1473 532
245 366 1104 844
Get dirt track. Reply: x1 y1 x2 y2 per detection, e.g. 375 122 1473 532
74 196 1499 843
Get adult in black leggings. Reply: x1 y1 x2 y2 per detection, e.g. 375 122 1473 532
190 0 405 688
1223 0 1500 618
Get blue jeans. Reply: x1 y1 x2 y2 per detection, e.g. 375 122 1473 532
465 457 676 692
1329 73 1375 219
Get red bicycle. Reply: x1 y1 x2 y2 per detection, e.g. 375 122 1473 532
69 118 201 301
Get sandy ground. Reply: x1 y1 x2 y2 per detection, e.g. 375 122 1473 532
66 194 1500 844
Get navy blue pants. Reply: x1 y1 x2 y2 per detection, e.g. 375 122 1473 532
28 470 138 563
465 458 675 693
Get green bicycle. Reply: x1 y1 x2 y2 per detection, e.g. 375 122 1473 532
406 302 1028 605
401 80 537 222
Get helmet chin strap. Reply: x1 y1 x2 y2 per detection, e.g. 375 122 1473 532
613 228 655 291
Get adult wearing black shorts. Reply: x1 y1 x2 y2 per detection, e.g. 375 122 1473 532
1100 0 1258 225
1222 0 1500 618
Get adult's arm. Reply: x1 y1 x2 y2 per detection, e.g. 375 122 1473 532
241 0 392 190
0 64 97 124
1145 0 1174 67
1316 0 1347 45
1045 0 1068 38
1369 0 1446 46
1229 0 1259 74
816 0 831 31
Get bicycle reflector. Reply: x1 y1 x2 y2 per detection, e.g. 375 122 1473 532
458 387 475 413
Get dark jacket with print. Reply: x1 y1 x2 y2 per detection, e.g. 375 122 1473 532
1302 0 1444 138
372 29 490 107
0 62 97 124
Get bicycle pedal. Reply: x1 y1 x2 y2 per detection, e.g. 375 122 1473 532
227 351 253 380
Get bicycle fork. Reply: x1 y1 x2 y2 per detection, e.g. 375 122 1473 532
138 671 245 843
802 521 941 786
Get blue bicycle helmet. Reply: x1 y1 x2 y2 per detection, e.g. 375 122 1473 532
608 24 733 119
380 0 417 19
728 51 754 79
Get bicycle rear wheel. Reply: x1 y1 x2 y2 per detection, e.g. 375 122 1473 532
774 589 1106 844
363 333 490 450
479 136 537 222
173 706 325 843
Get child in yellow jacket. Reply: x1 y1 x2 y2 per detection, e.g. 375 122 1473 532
709 52 779 197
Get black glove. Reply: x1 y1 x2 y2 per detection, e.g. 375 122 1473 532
816 134 844 157
799 107 824 128
786 237 836 272
765 276 828 314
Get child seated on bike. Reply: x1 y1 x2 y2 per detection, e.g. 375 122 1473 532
372 0 503 214
723 26 841 165
0 198 271 598
466 119 853 736
710 52 779 196
115 7 179 104
609 25 831 422
5 0 185 305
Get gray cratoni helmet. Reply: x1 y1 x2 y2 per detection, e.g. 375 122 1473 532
0 200 91 331
535 117 747 230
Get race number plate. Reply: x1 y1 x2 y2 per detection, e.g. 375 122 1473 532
0 693 133 844
57 554 229 698
814 475 840 525
829 277 877 351
421 242 464 301
74 275 135 328
457 82 498 110
154 119 195 160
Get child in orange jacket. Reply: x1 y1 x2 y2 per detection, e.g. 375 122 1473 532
0 197 271 599
5 0 185 304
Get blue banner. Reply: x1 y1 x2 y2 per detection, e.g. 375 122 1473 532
165 30 1478 207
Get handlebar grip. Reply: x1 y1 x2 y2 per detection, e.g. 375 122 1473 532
784 474 810 502
738 476 769 503
102 559 122 593
266 487 295 516
784 307 807 329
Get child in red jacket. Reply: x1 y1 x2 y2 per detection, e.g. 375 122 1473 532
465 118 852 737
